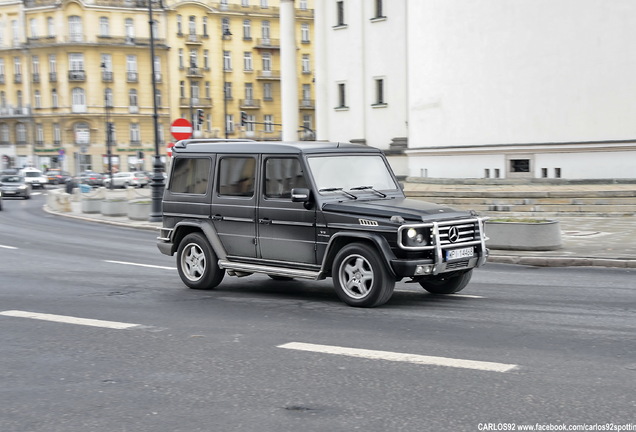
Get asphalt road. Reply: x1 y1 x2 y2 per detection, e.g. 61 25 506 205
1 192 635 432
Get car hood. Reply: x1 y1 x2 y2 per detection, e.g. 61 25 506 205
322 197 472 222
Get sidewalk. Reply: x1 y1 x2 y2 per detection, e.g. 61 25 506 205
44 190 636 269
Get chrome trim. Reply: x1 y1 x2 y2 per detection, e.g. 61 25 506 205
396 217 489 275
218 260 321 280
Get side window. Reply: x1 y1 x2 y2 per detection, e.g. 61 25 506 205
170 157 211 194
264 157 307 199
217 157 256 197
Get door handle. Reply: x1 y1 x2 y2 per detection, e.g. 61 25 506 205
258 218 272 224
211 214 223 221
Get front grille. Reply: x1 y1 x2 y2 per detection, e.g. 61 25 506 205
438 222 478 245
445 260 470 270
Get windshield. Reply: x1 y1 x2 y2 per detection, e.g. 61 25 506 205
1 176 23 183
24 171 42 178
307 155 398 193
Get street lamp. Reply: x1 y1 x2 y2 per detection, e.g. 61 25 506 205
100 62 114 190
222 27 232 139
147 0 164 222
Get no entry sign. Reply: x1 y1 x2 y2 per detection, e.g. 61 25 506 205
170 118 193 141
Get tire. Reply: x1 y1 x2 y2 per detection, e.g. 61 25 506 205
419 270 473 295
332 242 395 307
176 232 225 290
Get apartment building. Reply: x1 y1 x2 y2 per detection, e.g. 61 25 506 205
0 0 314 174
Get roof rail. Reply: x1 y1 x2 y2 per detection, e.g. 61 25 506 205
175 138 256 148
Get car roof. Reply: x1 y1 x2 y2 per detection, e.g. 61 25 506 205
173 140 383 156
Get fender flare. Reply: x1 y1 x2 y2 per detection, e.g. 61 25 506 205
170 219 227 260
321 231 398 278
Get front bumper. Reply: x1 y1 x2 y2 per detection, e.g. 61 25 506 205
391 248 489 278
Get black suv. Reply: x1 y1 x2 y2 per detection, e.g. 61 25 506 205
157 140 488 307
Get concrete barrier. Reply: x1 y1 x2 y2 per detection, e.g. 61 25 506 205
485 220 562 251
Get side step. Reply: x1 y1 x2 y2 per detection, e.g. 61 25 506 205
218 260 322 280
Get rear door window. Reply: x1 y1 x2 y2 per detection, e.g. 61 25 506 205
170 157 211 195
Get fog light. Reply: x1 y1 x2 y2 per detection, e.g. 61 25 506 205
414 265 433 275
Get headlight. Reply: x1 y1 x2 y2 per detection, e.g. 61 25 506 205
401 227 429 248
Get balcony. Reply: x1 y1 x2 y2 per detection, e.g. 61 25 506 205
239 99 261 109
179 97 213 108
256 70 281 80
185 34 202 45
49 72 57 82
127 72 138 83
102 71 113 82
299 99 315 109
14 74 22 84
186 67 203 78
32 73 40 83
255 38 280 49
68 70 86 81
0 75 4 84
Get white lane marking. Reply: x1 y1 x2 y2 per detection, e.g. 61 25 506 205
104 260 175 270
278 342 517 373
0 310 141 330
0 245 18 250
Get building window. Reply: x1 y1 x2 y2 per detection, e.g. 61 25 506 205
222 18 230 36
68 16 83 42
245 83 254 100
243 20 252 40
264 115 273 132
262 52 272 72
263 82 273 101
180 81 185 98
244 52 253 71
224 82 232 100
302 54 310 73
51 89 58 108
336 1 346 27
16 123 27 144
30 18 38 38
223 51 232 71
53 123 61 143
129 89 138 108
47 17 55 37
374 78 386 105
72 87 86 112
36 124 44 145
130 123 140 144
510 159 530 173
242 0 249 6
105 88 113 107
188 16 196 37
337 83 347 108
99 17 110 37
203 17 208 37
203 50 210 69
225 115 234 134
177 15 182 35
299 0 307 10
301 23 310 43
261 0 268 8
126 55 138 82
125 18 135 41
373 0 385 19
34 90 41 108
262 21 270 42
178 49 184 69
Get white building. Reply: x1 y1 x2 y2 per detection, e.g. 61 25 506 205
315 0 636 180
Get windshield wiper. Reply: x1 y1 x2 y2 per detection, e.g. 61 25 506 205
350 185 387 198
319 187 357 200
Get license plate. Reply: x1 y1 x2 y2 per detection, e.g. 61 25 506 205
446 247 474 261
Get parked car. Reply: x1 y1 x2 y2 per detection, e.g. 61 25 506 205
77 171 105 187
18 168 48 189
102 171 149 189
45 169 72 185
0 175 31 199
157 140 489 308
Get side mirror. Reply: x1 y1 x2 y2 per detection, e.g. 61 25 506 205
291 187 310 202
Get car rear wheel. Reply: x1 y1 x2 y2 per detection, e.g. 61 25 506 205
419 270 473 294
332 242 395 307
176 232 225 290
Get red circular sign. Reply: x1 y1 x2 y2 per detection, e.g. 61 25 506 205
166 142 175 157
170 118 193 140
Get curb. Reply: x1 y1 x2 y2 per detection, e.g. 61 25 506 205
43 205 161 231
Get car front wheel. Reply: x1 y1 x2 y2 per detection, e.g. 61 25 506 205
332 242 395 307
419 270 473 294
176 232 224 290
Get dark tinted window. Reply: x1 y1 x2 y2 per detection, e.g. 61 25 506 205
264 158 307 198
170 157 211 194
217 157 255 197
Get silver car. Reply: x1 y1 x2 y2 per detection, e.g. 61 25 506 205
0 175 32 199
102 171 149 188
